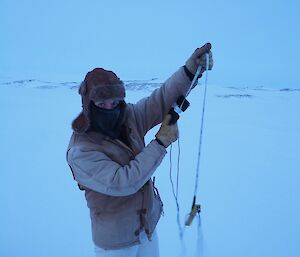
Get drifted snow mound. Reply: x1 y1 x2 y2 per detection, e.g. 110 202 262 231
0 78 162 92
1 78 299 95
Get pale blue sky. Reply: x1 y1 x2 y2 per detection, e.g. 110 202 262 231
1 0 299 87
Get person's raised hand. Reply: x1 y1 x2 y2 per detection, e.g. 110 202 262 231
185 43 213 77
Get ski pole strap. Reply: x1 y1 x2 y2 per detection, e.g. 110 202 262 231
184 65 202 99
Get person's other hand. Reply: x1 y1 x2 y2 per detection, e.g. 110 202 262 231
185 43 213 76
155 115 179 148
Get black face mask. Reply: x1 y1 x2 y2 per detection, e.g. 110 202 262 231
89 101 125 139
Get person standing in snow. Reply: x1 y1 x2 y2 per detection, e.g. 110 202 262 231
66 43 213 257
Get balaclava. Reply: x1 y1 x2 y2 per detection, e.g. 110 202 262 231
71 68 126 136
89 101 125 139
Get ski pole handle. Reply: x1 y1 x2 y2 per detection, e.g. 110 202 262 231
168 108 180 125
168 96 190 125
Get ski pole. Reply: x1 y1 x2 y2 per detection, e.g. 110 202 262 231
186 53 210 227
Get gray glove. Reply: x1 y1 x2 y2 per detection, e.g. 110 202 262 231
185 43 214 76
155 114 179 148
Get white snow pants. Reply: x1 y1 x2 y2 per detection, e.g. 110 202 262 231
94 230 159 257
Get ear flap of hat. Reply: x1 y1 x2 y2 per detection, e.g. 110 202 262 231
71 111 89 133
79 81 87 96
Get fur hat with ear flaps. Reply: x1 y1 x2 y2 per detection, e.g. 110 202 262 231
72 68 126 133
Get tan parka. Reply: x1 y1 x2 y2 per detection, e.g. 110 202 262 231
66 67 193 249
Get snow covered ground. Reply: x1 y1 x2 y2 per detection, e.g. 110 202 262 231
0 76 299 257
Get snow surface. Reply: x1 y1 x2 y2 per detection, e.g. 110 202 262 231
0 78 299 257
